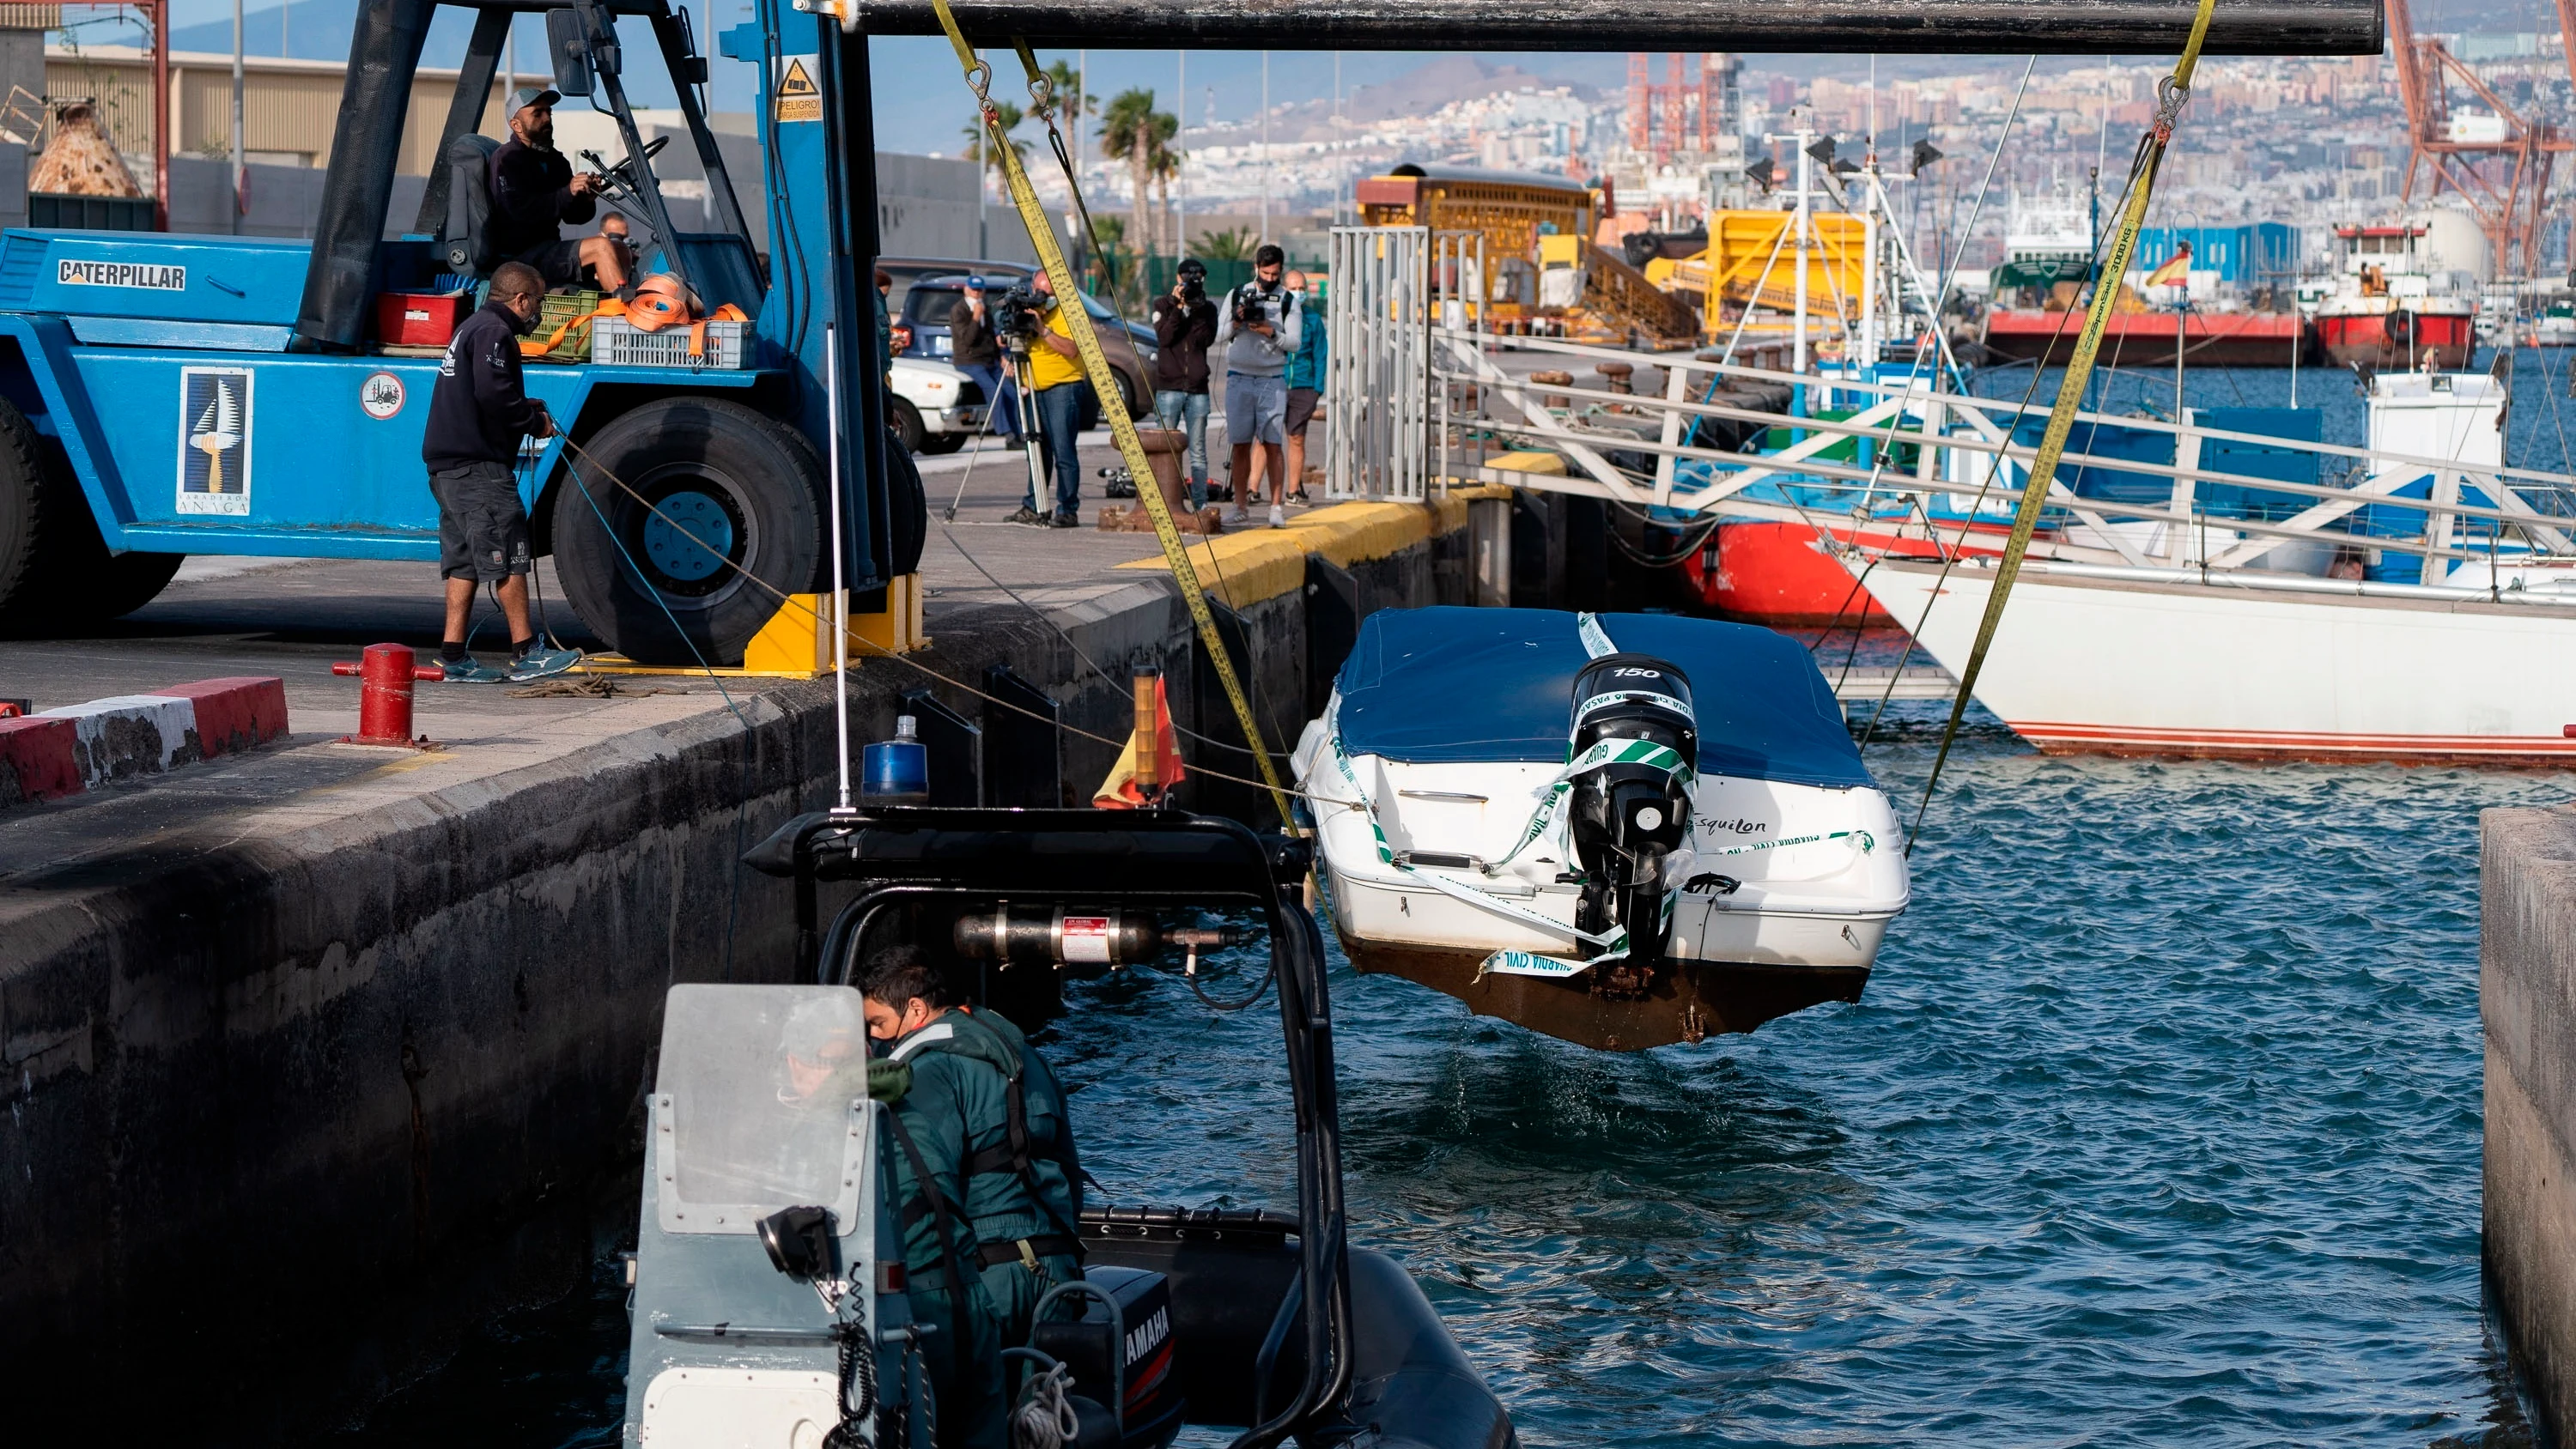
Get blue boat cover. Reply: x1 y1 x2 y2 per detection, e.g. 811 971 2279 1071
1333 607 1876 790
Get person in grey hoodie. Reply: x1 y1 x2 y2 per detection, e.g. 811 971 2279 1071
1212 244 1303 527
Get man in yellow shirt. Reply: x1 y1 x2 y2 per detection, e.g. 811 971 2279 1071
1005 270 1090 527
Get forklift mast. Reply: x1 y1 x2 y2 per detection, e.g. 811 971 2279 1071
292 0 890 593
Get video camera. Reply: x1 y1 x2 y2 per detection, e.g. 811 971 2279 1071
991 283 1053 350
1230 276 1282 330
1177 259 1207 303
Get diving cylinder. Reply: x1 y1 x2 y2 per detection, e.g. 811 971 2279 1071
861 714 930 805
1564 654 1698 986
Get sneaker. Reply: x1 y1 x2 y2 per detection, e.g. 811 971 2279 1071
507 645 584 682
1005 505 1048 525
1268 505 1286 529
1051 510 1079 529
439 654 510 684
1227 506 1253 525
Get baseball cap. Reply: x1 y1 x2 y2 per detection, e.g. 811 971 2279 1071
964 275 988 290
506 85 562 117
1176 258 1206 279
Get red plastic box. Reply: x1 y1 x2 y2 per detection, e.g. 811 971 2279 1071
375 291 468 346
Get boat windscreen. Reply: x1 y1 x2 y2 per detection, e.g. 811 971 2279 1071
653 985 870 1232
1332 607 1876 791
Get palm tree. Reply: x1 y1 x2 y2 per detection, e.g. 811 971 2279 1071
960 101 1030 189
1041 58 1095 138
1100 88 1180 301
1199 226 1260 263
1149 130 1182 259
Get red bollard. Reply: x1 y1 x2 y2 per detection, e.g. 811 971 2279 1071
341 642 436 749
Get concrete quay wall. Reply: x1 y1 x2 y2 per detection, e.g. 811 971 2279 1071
2482 804 2576 1443
0 497 1478 1439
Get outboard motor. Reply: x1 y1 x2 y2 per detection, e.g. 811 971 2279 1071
1566 653 1698 997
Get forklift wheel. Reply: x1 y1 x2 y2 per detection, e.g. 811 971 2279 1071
0 399 184 635
550 397 825 666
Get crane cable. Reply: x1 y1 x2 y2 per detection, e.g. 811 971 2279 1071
1909 0 2219 844
927 0 1297 831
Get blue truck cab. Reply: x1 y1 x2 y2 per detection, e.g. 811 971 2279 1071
0 0 908 664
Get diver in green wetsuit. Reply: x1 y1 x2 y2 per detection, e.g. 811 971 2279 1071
857 945 1085 1449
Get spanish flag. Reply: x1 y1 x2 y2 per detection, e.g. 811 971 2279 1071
2145 241 2192 288
1095 670 1188 809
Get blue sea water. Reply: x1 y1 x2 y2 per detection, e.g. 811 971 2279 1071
349 711 2569 1447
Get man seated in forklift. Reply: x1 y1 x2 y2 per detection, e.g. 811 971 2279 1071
858 945 1084 1449
489 86 634 298
423 261 583 683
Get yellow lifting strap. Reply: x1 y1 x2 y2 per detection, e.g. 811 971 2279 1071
926 0 1297 830
1912 0 2219 834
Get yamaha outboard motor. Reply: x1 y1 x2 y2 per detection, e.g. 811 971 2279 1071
1567 653 1698 997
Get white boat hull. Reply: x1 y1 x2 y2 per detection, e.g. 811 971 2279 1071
1293 717 1911 1050
1858 557 2576 761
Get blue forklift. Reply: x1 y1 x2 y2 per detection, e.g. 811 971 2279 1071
0 0 913 664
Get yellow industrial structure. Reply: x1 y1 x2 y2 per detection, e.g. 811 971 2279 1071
1643 209 1870 341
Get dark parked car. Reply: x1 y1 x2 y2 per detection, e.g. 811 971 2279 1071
882 260 1157 427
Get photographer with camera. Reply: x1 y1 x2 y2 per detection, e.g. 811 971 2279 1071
1212 244 1302 528
998 270 1089 528
947 277 1022 452
1151 258 1219 508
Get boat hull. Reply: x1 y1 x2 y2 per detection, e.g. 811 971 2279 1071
2316 309 2475 371
1982 308 2310 367
1337 937 1868 1052
1685 520 1895 624
1856 557 2576 763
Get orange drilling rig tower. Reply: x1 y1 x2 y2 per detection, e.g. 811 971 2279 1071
2385 0 2565 278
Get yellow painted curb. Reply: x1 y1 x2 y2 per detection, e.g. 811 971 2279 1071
1116 494 1476 610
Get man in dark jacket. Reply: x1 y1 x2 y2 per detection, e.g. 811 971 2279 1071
859 944 1083 1449
1150 258 1218 506
489 87 632 294
422 261 581 683
947 277 1018 447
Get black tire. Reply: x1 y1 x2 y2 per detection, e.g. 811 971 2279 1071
550 397 824 666
0 399 182 635
890 397 927 455
878 430 927 577
919 431 968 455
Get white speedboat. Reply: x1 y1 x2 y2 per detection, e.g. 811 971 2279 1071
1292 607 1910 1051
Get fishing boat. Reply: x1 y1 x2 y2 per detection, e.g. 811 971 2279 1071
1294 607 1909 1051
622 809 1514 1447
2311 223 2477 371
1847 367 2576 762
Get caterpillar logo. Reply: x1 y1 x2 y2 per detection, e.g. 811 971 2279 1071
1124 1306 1170 1366
59 258 185 290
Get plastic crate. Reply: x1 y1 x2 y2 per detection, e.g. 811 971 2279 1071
593 314 747 369
527 289 602 362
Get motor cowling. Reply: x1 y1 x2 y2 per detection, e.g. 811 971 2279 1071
1566 654 1698 994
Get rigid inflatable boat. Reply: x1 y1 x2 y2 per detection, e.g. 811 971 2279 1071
1294 608 1909 1051
621 809 1513 1449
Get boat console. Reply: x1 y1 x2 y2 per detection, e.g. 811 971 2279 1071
614 808 1513 1449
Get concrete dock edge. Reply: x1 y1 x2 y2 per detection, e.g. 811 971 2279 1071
2482 803 2576 1443
0 498 1474 1437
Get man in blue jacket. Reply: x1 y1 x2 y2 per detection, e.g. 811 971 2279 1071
1281 270 1329 506
859 945 1084 1448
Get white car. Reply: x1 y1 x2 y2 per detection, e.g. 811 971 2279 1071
888 356 987 455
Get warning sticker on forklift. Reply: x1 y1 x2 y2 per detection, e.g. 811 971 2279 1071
361 371 404 421
176 367 252 515
775 56 821 122
59 258 185 290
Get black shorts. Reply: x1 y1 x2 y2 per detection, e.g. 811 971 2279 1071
1285 386 1321 438
517 239 587 288
429 460 532 581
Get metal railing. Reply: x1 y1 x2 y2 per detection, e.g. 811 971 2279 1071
1434 330 2576 603
1324 226 1431 501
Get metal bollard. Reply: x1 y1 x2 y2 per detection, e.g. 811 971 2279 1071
335 642 441 748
